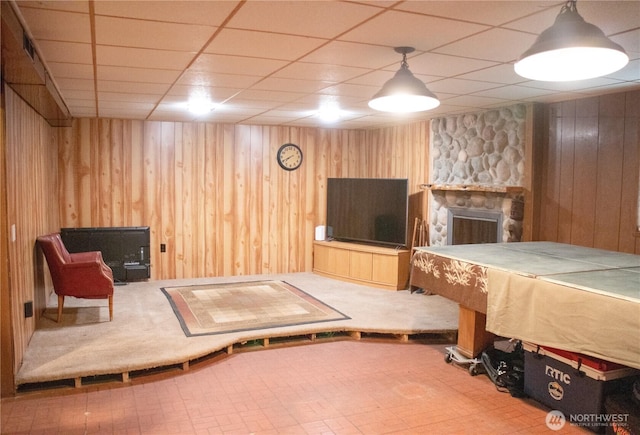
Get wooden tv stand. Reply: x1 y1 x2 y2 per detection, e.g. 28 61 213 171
313 241 410 291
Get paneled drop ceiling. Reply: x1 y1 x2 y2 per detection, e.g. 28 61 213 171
7 0 640 128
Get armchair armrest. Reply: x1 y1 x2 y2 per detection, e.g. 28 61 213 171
69 250 113 280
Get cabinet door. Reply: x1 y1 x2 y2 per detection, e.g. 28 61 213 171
350 251 372 281
333 248 350 277
314 244 332 273
372 254 398 286
314 244 350 277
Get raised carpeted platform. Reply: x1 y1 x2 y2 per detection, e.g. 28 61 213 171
16 273 458 391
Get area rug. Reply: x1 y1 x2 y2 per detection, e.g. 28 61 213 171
162 280 350 337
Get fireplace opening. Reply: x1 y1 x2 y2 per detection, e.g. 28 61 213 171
447 207 503 245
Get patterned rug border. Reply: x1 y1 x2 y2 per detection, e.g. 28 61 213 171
161 280 351 337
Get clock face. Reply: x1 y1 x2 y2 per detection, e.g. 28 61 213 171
277 143 303 171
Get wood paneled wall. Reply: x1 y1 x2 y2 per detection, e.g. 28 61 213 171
3 86 59 380
58 119 430 280
537 91 640 253
1 83 14 396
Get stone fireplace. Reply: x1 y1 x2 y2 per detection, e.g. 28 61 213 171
428 104 527 246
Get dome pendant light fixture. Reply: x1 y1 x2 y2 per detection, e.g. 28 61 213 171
514 0 628 82
368 47 440 113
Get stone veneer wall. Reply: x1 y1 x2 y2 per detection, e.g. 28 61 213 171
429 104 527 246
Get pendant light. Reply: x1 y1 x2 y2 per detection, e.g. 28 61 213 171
368 47 440 113
514 0 628 82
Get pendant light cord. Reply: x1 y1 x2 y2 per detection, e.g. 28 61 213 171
400 52 409 70
561 0 577 14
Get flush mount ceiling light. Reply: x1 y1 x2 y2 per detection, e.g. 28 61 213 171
514 0 628 82
187 93 215 115
368 47 440 113
316 101 343 123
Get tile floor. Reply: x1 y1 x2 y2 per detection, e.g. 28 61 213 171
1 340 587 434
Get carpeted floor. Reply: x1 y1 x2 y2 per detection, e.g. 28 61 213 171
16 272 458 387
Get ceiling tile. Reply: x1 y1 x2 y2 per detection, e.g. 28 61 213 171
189 54 288 77
228 89 306 104
47 62 94 80
96 46 194 70
97 66 181 84
69 107 98 118
443 94 510 109
98 92 160 104
501 6 562 34
227 1 383 38
408 52 499 77
33 41 92 65
95 16 216 52
18 8 90 42
251 77 335 94
300 41 401 69
456 64 528 85
97 81 171 95
472 85 557 100
55 78 95 92
427 78 503 95
272 62 369 83
99 100 155 111
205 29 326 60
338 10 488 51
434 28 537 63
394 1 559 26
164 85 242 102
61 90 95 101
318 82 378 99
176 71 260 89
17 1 89 14
568 1 640 35
94 0 240 26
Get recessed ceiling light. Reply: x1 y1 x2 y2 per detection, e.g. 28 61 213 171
187 94 216 115
317 102 343 123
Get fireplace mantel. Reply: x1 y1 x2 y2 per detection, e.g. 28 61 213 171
420 184 524 194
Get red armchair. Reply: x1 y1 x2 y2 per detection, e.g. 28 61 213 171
37 233 114 322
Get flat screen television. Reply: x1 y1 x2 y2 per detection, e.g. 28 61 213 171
326 178 408 247
60 226 150 283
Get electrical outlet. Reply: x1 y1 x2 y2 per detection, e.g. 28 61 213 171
160 243 166 253
24 301 33 318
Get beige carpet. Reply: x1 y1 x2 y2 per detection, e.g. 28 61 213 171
16 272 458 386
162 280 349 336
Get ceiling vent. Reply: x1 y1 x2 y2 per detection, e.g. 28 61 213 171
22 33 35 61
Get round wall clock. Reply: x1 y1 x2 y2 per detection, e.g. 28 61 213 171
276 143 303 171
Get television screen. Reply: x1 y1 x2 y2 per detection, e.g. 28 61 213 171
326 178 408 247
